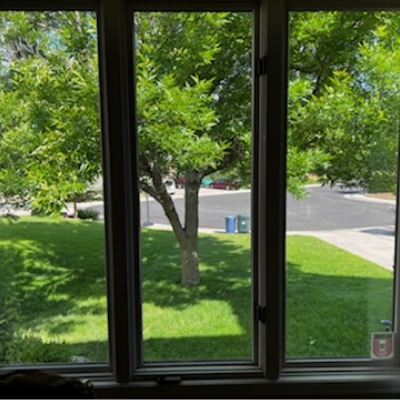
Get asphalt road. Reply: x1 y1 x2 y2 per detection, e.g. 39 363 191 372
287 185 394 231
136 185 395 231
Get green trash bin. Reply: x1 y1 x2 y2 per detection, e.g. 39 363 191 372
237 213 251 233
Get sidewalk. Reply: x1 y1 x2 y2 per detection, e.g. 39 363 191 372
288 226 395 271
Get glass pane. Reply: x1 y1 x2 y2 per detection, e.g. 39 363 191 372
286 11 397 358
135 11 253 362
0 11 108 364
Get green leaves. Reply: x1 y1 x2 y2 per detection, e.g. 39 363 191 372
289 11 400 193
136 11 252 181
137 69 221 173
0 11 100 214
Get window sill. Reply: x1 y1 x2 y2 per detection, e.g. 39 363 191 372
92 372 400 399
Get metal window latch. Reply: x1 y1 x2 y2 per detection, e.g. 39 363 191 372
257 304 266 324
256 55 268 76
157 376 182 386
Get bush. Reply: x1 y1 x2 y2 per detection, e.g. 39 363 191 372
77 208 99 221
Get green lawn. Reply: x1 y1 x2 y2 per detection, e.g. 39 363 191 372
0 216 393 364
286 236 393 357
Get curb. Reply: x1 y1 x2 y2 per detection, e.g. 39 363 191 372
343 193 395 205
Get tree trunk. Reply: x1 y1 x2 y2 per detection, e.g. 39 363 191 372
145 169 201 286
180 173 200 285
180 236 199 286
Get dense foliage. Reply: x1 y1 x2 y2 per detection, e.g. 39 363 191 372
0 12 100 214
289 11 400 193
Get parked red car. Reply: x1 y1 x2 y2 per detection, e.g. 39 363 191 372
175 175 186 188
209 178 241 190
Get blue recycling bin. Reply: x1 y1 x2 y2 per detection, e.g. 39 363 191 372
225 215 236 233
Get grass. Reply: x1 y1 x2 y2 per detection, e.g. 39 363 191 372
286 236 393 357
0 216 393 364
0 216 108 363
141 229 252 361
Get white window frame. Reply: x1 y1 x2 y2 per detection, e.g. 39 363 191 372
1 0 400 398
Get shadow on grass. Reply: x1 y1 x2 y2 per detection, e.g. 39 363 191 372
1 219 253 362
141 229 250 302
0 218 395 362
0 218 108 363
141 228 252 360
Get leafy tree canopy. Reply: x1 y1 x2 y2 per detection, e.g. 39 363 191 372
0 12 100 214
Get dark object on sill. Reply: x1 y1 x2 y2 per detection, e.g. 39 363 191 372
0 370 96 399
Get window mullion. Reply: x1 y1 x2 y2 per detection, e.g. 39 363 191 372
98 0 139 383
260 0 288 380
392 114 400 365
257 0 268 377
252 2 261 368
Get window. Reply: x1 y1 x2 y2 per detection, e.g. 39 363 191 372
0 9 108 366
286 10 398 359
1 0 400 398
135 9 253 363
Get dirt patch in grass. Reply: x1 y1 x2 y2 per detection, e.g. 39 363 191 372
365 192 396 201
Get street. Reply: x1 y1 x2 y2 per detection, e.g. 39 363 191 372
137 185 394 231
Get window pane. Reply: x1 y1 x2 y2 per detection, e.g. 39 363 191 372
135 11 253 362
286 11 396 358
0 11 108 364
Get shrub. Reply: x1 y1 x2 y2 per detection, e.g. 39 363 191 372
77 208 99 221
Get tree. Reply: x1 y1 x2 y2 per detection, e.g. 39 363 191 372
135 12 252 285
136 11 400 285
288 11 400 193
0 12 101 215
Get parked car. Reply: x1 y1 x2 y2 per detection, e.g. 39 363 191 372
209 178 241 190
201 177 213 188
